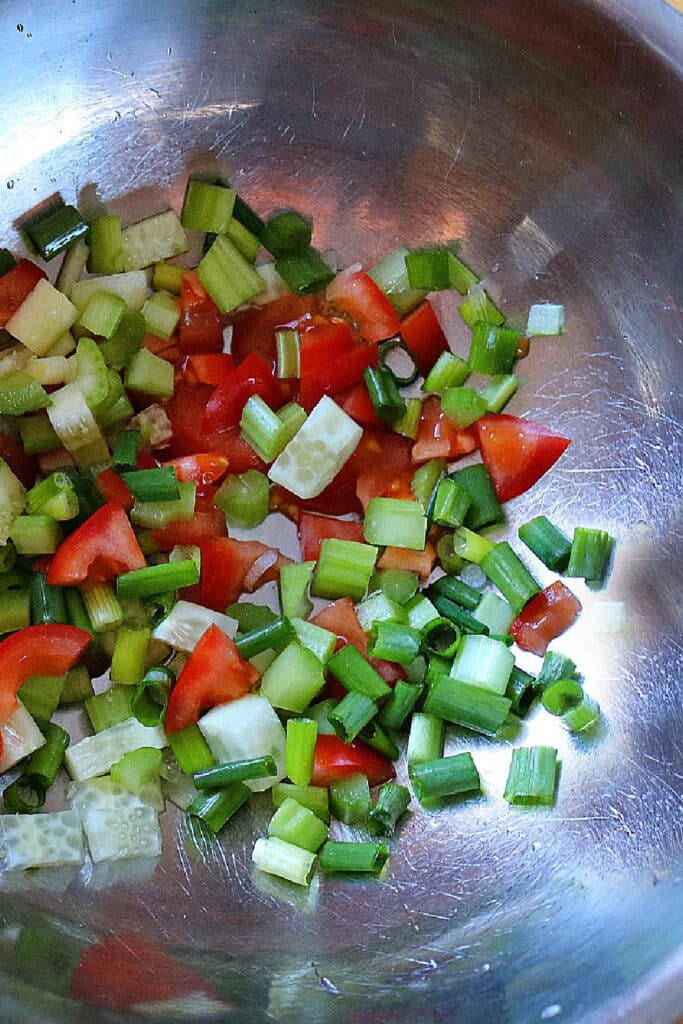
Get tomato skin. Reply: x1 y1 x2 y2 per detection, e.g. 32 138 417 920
311 734 395 787
510 581 581 655
412 395 478 464
337 382 382 428
0 433 38 488
94 468 134 511
201 352 284 432
0 624 91 726
165 624 259 732
161 452 229 485
230 294 323 368
311 598 406 686
400 301 449 377
326 270 401 343
476 414 571 502
199 537 291 612
0 259 47 326
46 502 146 586
298 512 364 562
165 381 267 472
184 354 236 387
178 270 224 353
298 320 379 411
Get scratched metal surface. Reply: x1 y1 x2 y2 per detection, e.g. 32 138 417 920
0 0 682 1021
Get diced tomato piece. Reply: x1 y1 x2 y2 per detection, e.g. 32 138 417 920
337 381 382 428
152 510 227 551
165 624 259 732
0 624 91 726
311 597 406 686
199 537 291 612
298 511 364 562
0 432 38 488
476 414 571 502
299 332 379 411
378 541 437 579
400 300 449 377
46 502 146 586
32 555 52 575
94 468 134 511
0 259 46 327
202 352 285 432
230 294 324 368
70 934 225 1011
184 353 236 387
510 581 581 656
178 270 224 353
161 452 229 485
311 734 395 788
164 380 266 473
326 270 401 343
412 395 478 464
136 449 158 470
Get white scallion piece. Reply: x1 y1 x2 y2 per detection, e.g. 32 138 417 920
65 718 167 782
0 810 83 870
0 703 44 773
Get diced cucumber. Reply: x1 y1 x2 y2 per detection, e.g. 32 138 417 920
6 279 78 355
76 337 110 410
0 810 83 870
71 271 149 313
26 355 73 387
64 717 167 781
268 395 362 500
121 210 189 271
47 382 109 467
368 245 426 317
55 238 90 298
82 805 162 863
198 695 286 792
152 600 238 652
0 458 26 546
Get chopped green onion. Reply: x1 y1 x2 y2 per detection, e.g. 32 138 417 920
468 322 519 375
142 290 180 341
189 782 250 833
536 650 580 692
320 840 388 874
429 574 480 610
152 261 184 294
124 348 174 399
481 542 540 615
59 664 94 705
252 835 316 885
26 205 88 261
290 617 337 664
279 561 314 620
109 624 150 685
378 680 423 731
368 620 421 665
275 329 301 379
10 515 61 555
181 179 236 233
260 641 325 713
131 665 174 727
422 352 469 394
228 602 277 634
268 797 328 852
311 537 377 602
167 724 215 774
0 371 50 415
405 247 478 293
25 472 79 521
427 591 489 635
112 429 141 472
566 527 616 589
368 782 411 835
459 284 505 328
122 467 180 503
99 311 145 371
472 590 515 635
0 249 16 275
526 303 565 337
505 666 538 717
424 672 511 736
407 712 445 764
392 397 422 440
4 722 70 813
450 634 514 694
274 248 334 294
64 589 94 634
327 644 391 700
409 752 481 804
131 478 197 529
480 374 518 413
285 719 317 788
28 572 67 626
17 672 65 722
0 588 31 634
116 559 199 600
518 515 572 573
84 685 133 733
78 290 127 339
364 497 427 551
450 464 504 531
328 691 378 743
111 746 162 794
504 746 558 805
368 245 425 316
272 782 329 822
359 720 400 761
261 211 312 256
362 366 406 425
542 679 600 732
420 617 460 658
452 526 495 564
240 395 288 463
432 478 472 528
378 337 419 386
195 755 276 789
235 616 295 660
277 401 307 443
329 773 371 825
405 593 440 631
441 386 488 429
411 458 445 510
371 568 419 607
232 193 265 236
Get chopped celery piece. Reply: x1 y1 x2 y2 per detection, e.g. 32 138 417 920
88 214 124 274
197 235 264 313
240 395 288 462
279 561 315 620
142 290 180 341
422 352 470 394
181 179 236 233
355 591 407 632
459 283 505 328
268 798 327 852
473 590 515 635
10 515 61 555
76 336 110 410
152 261 184 294
78 290 126 339
368 245 425 316
311 538 378 602
124 348 174 399
261 641 325 713
450 634 515 694
481 374 518 413
290 617 337 664
441 386 488 429
225 217 260 263
364 498 427 551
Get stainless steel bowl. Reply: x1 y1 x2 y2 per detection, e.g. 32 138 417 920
1 1 682 1021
